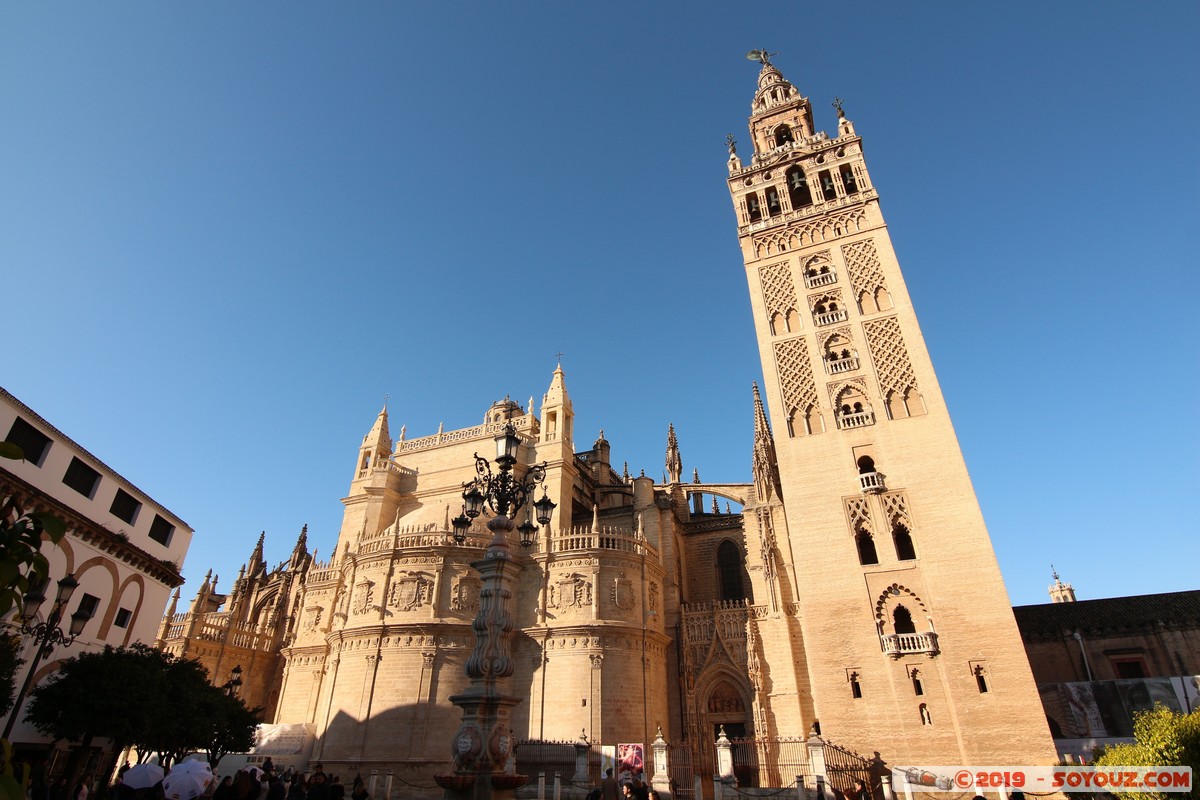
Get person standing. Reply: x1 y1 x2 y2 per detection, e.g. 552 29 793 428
601 769 619 800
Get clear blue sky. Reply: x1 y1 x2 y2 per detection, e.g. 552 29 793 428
3 2 1197 609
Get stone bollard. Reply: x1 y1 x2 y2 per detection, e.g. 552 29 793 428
368 770 378 799
574 731 591 785
806 732 827 794
715 726 735 786
383 772 393 800
796 775 806 800
554 771 562 800
538 771 546 800
650 726 671 800
880 774 894 800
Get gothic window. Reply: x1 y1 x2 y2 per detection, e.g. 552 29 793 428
893 604 916 634
840 164 859 194
787 167 813 209
746 193 763 222
765 186 782 216
717 540 749 601
818 169 838 201
855 527 878 565
893 523 917 561
774 125 795 147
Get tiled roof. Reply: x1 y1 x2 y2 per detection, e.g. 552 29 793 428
1013 590 1200 637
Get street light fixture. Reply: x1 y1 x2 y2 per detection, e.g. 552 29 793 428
2 573 97 740
438 423 556 799
224 664 244 697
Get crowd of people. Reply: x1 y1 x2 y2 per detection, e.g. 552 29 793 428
110 758 369 800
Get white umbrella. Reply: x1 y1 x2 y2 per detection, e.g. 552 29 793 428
122 764 165 791
163 761 214 800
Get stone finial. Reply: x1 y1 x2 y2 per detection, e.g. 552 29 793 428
665 423 682 484
693 468 701 483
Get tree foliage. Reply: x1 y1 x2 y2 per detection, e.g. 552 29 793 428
0 444 68 617
24 644 261 768
1094 705 1200 799
0 634 22 719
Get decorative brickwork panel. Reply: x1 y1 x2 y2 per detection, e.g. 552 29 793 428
863 317 918 398
773 338 817 414
881 492 911 527
842 239 889 297
845 497 874 533
759 261 797 320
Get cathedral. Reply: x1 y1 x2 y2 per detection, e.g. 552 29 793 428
158 55 1057 791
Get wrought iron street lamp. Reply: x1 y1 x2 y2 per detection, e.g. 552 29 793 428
2 573 97 740
438 423 556 800
223 664 244 696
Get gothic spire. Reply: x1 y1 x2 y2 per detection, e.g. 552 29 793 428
751 382 783 502
362 406 392 456
665 423 682 484
247 531 266 578
290 524 309 569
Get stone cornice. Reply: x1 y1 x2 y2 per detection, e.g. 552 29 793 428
0 466 184 588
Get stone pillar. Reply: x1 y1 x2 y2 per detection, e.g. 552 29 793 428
650 726 671 799
806 733 826 789
795 775 806 800
880 774 893 800
715 726 735 785
574 732 591 784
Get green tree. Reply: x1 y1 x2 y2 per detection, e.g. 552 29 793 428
1093 705 1200 799
0 634 22 719
24 644 260 773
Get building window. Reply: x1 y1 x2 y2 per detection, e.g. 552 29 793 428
849 671 862 699
110 489 141 525
765 186 782 216
893 605 916 634
773 125 794 147
818 170 838 201
4 417 51 467
717 540 748 601
114 607 132 629
77 593 100 623
1111 657 1148 679
787 167 813 209
893 523 917 561
62 457 101 499
974 665 989 693
148 514 174 546
911 668 924 696
855 528 878 565
840 164 859 194
746 193 763 223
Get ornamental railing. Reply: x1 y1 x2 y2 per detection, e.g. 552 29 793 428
881 631 939 658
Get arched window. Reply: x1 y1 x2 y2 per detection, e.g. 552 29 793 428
746 193 762 222
717 540 747 601
787 167 812 209
893 604 916 634
765 187 782 216
857 456 875 474
893 523 916 561
855 528 878 566
774 125 795 147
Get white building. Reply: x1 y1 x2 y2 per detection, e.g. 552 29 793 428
1 387 190 771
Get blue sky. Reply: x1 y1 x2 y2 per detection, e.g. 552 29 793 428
2 2 1196 609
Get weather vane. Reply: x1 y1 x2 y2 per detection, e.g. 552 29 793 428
832 97 846 117
745 49 779 65
725 133 737 155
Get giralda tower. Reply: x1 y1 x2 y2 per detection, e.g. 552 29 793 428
726 54 1057 766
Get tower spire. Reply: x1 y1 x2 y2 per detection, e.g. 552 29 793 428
665 423 682 484
751 382 783 502
539 363 574 445
247 531 266 578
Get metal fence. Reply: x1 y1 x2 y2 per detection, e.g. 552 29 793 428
728 736 812 788
821 740 874 795
514 739 578 783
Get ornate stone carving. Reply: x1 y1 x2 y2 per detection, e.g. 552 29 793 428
863 316 919 399
611 572 634 611
774 338 817 416
304 605 323 631
549 573 593 610
759 261 797 324
389 570 434 611
353 579 374 614
841 238 890 301
451 574 481 613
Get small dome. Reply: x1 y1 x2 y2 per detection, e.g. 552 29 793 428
484 395 523 424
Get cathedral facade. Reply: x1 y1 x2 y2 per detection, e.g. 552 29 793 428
159 57 1056 789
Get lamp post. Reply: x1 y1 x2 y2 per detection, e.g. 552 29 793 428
2 573 96 741
223 664 244 697
437 423 555 800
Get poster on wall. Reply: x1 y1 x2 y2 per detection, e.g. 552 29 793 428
601 746 616 779
618 743 645 781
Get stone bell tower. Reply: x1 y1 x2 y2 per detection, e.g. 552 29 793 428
727 53 1056 767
